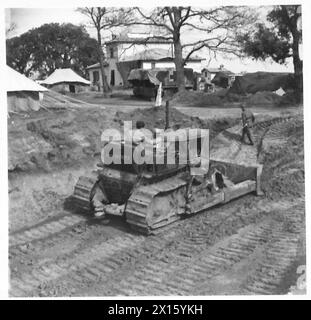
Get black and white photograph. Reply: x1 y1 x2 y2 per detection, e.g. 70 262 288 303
3 1 308 299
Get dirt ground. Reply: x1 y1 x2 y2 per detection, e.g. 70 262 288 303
8 92 305 297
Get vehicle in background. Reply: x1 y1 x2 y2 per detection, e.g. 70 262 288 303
127 68 195 100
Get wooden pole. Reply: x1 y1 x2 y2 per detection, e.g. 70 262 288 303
165 100 169 130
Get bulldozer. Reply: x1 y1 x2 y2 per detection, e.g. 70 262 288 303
71 126 262 234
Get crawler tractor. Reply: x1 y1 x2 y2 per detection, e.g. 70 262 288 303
71 128 262 234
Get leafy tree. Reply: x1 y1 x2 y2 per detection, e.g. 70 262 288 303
6 23 99 79
238 5 302 100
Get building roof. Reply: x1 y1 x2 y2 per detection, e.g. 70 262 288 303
106 31 173 45
123 48 172 61
86 62 108 70
7 66 48 92
202 67 233 74
41 68 90 85
122 48 204 62
86 49 204 70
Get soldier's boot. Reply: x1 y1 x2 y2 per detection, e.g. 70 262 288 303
92 184 110 225
248 136 254 145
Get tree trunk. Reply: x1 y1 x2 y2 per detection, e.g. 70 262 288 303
173 36 185 91
292 30 303 102
281 5 303 103
97 29 110 95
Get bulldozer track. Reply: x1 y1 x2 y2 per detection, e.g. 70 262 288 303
124 117 299 234
263 117 302 142
10 198 303 297
9 114 304 297
101 221 277 296
243 202 305 295
125 176 187 234
8 115 297 249
106 202 304 296
243 232 300 295
9 232 145 297
8 197 252 296
10 212 204 297
9 214 88 247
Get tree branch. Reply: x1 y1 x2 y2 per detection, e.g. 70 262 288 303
134 7 174 33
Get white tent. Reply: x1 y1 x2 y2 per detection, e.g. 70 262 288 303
7 66 47 112
274 87 286 96
41 68 90 85
7 66 48 93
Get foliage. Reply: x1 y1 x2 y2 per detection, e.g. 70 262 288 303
238 5 301 64
6 23 98 78
237 5 302 100
238 23 291 64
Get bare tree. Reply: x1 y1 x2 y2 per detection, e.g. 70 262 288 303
78 7 129 94
6 22 16 38
126 6 256 90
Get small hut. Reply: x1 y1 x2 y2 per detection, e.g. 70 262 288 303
41 68 90 93
7 66 48 113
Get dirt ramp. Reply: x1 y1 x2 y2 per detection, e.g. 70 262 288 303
171 90 223 107
260 117 304 200
114 105 239 139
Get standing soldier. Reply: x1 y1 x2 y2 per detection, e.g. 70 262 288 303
240 104 255 145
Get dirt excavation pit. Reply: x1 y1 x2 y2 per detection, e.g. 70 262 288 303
8 105 242 232
8 100 305 296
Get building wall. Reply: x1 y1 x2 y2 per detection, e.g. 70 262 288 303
142 61 175 69
89 41 203 89
48 83 89 93
142 60 202 72
7 91 41 112
202 70 212 82
104 42 174 87
88 66 123 90
184 61 203 73
106 59 125 86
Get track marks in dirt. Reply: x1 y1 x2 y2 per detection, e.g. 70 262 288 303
9 197 303 297
81 200 304 296
243 202 305 295
9 115 305 297
9 214 87 247
101 221 275 296
9 232 145 297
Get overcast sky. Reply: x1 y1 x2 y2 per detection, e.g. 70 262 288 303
5 7 296 74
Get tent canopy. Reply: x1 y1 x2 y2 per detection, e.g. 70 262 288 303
7 65 48 92
229 72 294 95
128 68 194 86
211 71 233 88
128 68 161 85
41 68 90 85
